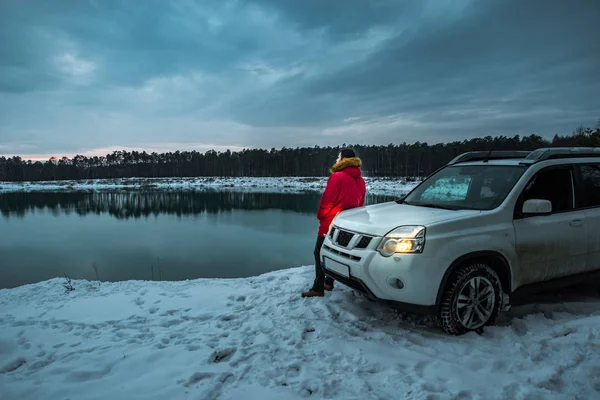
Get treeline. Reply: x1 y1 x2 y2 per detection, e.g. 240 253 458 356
1 124 599 182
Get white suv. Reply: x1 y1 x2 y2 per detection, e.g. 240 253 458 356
321 148 600 335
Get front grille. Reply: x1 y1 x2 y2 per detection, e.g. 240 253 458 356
336 230 354 247
329 227 336 239
355 236 373 249
330 227 375 250
323 245 361 261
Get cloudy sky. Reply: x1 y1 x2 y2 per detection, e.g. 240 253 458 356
1 0 599 159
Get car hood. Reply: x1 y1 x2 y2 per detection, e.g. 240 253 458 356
332 202 481 236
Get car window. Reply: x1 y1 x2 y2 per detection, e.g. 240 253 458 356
521 167 573 213
404 165 526 210
421 176 471 201
580 164 600 208
480 175 517 199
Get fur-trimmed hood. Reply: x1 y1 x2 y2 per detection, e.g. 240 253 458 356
318 156 366 235
330 157 362 174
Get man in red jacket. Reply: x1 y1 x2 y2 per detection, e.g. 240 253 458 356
302 148 366 297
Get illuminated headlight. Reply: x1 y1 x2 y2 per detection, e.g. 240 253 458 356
378 226 426 256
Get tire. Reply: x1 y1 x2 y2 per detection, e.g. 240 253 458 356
438 263 502 335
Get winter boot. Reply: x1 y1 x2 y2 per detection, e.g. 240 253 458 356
301 289 324 297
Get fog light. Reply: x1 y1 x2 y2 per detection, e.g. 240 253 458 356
387 277 405 290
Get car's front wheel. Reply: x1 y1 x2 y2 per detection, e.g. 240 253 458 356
438 263 502 335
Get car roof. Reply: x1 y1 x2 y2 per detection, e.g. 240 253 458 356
449 159 526 167
448 148 600 167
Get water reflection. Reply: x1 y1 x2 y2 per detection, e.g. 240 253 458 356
0 190 395 219
0 190 394 289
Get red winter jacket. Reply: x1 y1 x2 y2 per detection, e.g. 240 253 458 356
317 157 366 236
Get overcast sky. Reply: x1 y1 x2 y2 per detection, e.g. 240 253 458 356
1 0 599 159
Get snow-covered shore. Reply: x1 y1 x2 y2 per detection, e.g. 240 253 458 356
1 266 599 400
0 176 420 197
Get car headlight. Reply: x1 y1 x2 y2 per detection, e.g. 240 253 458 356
378 226 426 256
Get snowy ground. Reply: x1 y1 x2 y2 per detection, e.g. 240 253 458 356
0 177 420 197
1 267 599 400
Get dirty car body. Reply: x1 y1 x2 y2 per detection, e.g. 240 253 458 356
321 148 600 334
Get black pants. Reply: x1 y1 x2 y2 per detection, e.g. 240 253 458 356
312 235 334 291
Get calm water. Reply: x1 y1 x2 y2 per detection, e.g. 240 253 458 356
0 190 394 289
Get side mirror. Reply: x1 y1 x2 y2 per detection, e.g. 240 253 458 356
522 199 552 215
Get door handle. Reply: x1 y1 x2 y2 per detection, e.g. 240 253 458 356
569 219 584 227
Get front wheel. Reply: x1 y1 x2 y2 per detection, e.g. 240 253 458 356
438 263 502 335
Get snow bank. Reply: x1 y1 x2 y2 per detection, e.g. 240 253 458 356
1 267 599 399
0 177 420 197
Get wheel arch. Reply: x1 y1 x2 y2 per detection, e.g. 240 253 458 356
435 251 513 309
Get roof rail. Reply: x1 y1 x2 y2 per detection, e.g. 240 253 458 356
448 150 531 165
523 147 600 163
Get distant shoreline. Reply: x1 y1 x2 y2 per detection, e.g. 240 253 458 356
0 176 420 197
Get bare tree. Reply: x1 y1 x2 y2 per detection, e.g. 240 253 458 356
92 262 101 287
63 273 75 292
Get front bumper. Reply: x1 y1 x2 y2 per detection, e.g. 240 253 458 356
320 227 447 314
323 267 435 315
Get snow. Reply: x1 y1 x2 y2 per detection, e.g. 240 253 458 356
1 267 599 400
0 176 420 197
420 178 470 201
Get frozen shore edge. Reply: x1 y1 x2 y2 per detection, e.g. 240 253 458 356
0 176 421 196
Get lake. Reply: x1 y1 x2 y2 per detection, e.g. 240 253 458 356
0 190 395 289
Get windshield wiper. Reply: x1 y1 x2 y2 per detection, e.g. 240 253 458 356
402 201 458 210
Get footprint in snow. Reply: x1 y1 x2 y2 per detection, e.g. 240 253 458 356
208 348 237 363
186 344 201 352
1 357 27 373
511 319 529 336
184 374 217 389
301 327 315 341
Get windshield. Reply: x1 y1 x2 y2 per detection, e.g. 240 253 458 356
402 164 526 211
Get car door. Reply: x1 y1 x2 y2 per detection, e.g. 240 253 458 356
513 165 588 286
577 163 600 271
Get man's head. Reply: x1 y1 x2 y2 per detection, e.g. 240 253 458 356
336 148 356 163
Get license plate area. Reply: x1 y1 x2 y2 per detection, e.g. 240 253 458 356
323 256 350 278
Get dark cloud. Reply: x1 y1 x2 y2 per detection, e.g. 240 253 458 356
311 0 600 91
0 0 598 158
245 0 423 38
297 0 600 131
1 0 314 94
